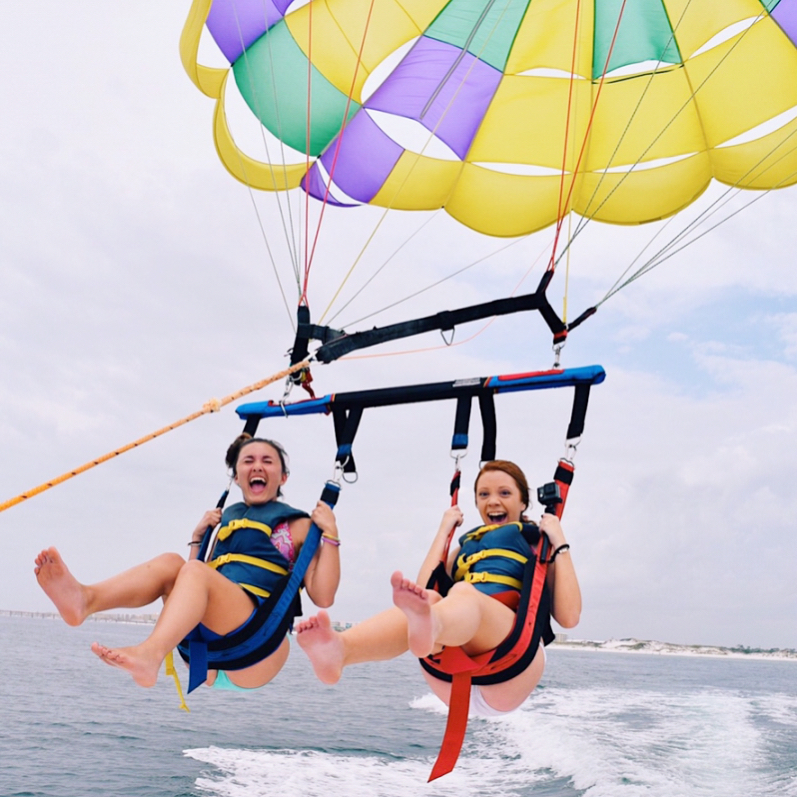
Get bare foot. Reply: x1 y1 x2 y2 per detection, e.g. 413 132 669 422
391 571 438 658
90 642 161 688
34 547 89 626
296 610 345 684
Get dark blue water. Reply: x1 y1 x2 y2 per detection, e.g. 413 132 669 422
1 616 795 796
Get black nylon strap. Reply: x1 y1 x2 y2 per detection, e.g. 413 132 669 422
478 393 497 462
242 417 260 437
452 396 472 451
332 406 363 474
315 290 555 363
566 384 591 441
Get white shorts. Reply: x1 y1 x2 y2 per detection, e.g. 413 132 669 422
468 644 546 718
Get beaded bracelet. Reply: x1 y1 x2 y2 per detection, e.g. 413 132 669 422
322 533 341 547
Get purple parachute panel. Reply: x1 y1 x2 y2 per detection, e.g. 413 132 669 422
206 0 289 64
364 36 502 160
316 111 404 203
772 0 797 47
302 164 360 207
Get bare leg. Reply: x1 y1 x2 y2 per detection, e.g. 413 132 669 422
297 606 410 684
477 645 546 711
91 560 258 688
34 547 185 625
391 572 446 658
392 571 517 657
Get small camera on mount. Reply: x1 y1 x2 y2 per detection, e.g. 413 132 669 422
537 482 561 511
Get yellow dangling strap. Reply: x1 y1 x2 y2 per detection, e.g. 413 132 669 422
165 651 190 712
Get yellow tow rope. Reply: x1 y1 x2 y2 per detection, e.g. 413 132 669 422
0 360 310 515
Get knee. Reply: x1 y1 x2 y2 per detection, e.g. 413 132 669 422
177 558 208 579
448 581 478 599
154 552 186 575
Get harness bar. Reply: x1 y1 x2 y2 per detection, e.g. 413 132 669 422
238 366 604 477
290 271 598 365
238 366 605 422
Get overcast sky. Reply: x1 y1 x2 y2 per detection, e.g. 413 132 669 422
1 3 795 650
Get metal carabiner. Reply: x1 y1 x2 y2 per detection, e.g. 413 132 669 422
564 437 580 461
553 341 565 369
450 450 467 469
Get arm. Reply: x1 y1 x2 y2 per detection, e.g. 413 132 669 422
539 514 581 629
299 502 340 608
415 506 464 587
188 509 222 561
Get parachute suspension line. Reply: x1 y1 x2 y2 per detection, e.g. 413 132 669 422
567 0 696 238
0 361 311 516
233 7 303 290
303 0 378 301
342 236 547 331
301 0 315 305
553 0 588 324
560 2 767 265
590 36 797 306
317 0 518 326
562 212 573 324
220 13 311 328
550 0 584 263
420 0 499 119
598 156 797 305
258 15 303 279
548 0 629 273
326 212 441 326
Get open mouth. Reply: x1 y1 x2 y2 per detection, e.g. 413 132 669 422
249 476 267 494
488 512 508 524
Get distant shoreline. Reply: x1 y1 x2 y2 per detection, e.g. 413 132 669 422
4 610 794 660
552 638 797 661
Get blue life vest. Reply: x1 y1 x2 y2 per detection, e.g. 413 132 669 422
208 500 309 598
454 522 533 595
177 499 309 693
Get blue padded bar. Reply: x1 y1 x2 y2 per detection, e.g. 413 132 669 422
235 366 605 422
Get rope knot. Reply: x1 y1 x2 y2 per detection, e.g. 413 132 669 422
203 398 222 413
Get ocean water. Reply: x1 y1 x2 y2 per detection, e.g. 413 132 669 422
1 616 795 797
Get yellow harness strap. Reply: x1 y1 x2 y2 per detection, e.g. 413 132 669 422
464 571 523 590
164 651 190 712
216 518 272 542
462 521 523 542
208 552 288 576
455 547 528 582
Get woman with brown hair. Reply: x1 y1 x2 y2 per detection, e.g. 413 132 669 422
34 435 341 692
297 459 580 715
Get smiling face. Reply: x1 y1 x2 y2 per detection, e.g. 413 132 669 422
233 441 288 505
475 469 527 526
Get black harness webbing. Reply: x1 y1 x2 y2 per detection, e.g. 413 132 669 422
289 270 595 364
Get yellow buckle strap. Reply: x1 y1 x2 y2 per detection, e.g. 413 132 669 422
208 553 288 576
462 521 524 542
465 572 523 590
164 651 189 712
454 547 528 581
216 518 273 541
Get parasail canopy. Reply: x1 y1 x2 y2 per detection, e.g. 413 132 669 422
182 0 797 237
